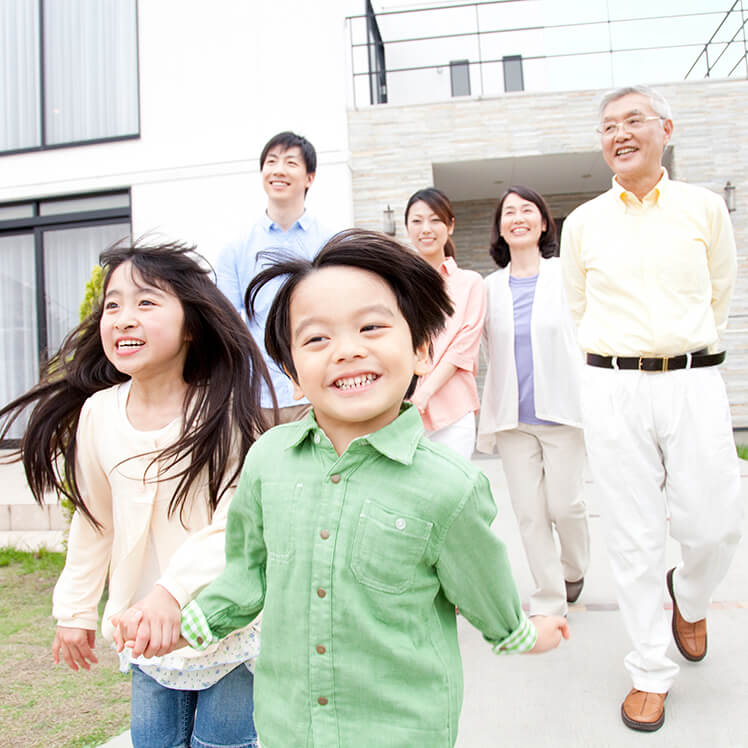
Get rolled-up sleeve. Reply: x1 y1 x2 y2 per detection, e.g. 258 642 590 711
443 274 487 372
436 472 536 653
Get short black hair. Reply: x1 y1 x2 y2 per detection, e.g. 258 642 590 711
245 229 454 387
259 131 317 174
489 185 558 268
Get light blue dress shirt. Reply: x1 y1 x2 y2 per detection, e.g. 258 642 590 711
216 212 333 408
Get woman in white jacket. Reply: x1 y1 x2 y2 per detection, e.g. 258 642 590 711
478 185 590 617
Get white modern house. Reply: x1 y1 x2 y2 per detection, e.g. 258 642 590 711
1 0 747 435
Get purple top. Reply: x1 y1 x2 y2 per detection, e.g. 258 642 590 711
509 274 555 426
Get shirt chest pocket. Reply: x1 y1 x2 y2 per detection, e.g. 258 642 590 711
262 481 302 563
350 499 433 594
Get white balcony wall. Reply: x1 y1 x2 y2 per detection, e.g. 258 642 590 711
351 0 744 107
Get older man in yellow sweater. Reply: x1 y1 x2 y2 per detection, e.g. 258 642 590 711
561 85 743 733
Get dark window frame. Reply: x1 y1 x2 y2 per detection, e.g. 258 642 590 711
0 0 141 157
366 0 388 105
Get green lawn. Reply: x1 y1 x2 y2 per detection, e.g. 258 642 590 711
0 548 130 748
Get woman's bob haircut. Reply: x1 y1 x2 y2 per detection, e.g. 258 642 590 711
489 185 558 268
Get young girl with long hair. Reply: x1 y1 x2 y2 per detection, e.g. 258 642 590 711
0 242 272 748
404 187 487 459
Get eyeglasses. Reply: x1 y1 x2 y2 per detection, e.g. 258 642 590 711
596 115 664 137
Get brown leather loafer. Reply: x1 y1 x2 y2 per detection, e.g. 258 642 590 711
565 577 584 603
666 567 707 661
621 689 667 732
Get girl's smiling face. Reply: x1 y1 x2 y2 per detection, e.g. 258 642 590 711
288 265 430 454
100 261 189 383
406 200 454 266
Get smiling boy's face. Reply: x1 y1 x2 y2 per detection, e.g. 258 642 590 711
289 265 430 454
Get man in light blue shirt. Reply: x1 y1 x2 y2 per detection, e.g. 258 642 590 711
216 131 333 421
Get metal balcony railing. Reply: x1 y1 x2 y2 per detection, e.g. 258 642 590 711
347 0 748 107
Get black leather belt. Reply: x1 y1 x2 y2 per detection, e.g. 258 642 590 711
586 350 725 372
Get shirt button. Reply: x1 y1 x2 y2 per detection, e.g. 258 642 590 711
196 636 203 645
320 529 330 540
313 434 321 444
316 644 326 654
395 518 407 530
317 588 327 598
318 696 328 706
330 474 341 484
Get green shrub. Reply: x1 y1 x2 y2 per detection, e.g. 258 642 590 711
79 264 104 321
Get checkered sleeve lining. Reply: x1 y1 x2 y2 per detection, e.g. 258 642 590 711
181 601 217 651
492 613 537 655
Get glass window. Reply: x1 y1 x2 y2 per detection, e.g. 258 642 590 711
503 55 525 92
0 203 34 221
44 223 129 352
0 0 139 153
0 234 38 439
450 60 471 97
0 191 131 442
40 193 131 216
0 0 41 151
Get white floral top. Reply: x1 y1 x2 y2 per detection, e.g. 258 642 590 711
119 620 260 690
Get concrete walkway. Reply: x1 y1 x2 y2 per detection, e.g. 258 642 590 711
5 454 748 747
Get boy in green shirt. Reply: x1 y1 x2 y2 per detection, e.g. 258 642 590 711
118 229 569 747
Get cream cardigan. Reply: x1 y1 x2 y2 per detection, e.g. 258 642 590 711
477 256 583 453
53 382 256 662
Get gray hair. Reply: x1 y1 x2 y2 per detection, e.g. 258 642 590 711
598 85 673 120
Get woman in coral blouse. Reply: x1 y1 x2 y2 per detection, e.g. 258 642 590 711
477 185 590 618
405 187 486 459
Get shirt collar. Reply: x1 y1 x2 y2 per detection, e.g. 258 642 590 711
262 210 312 232
281 402 424 465
439 256 458 276
612 167 669 209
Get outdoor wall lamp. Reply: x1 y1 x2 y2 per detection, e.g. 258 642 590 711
383 204 396 235
724 181 736 213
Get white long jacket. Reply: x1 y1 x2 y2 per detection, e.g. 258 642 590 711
477 256 583 453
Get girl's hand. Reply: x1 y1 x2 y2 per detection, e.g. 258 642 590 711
409 387 431 414
52 626 98 671
110 585 182 659
528 615 570 653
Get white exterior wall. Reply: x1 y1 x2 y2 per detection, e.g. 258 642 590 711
0 0 354 263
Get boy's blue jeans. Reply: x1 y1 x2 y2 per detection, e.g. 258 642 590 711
130 663 257 748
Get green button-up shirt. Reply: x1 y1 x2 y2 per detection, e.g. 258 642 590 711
183 404 534 747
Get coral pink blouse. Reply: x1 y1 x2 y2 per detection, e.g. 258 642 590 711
415 257 487 432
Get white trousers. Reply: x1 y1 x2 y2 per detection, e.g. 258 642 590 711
581 365 743 693
494 422 590 616
426 411 476 460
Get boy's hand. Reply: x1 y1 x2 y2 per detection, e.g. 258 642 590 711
110 585 182 659
52 626 98 671
528 615 570 653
